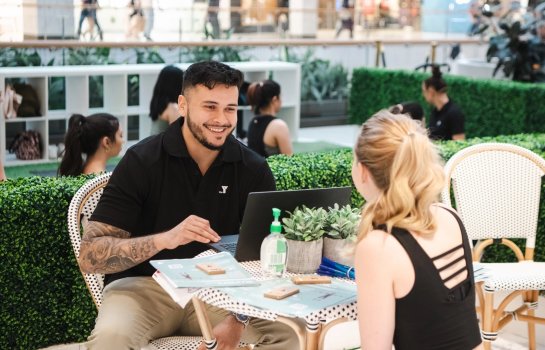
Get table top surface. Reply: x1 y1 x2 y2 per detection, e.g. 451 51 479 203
193 252 357 324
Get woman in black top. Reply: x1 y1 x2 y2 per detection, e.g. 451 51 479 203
422 66 465 141
149 65 184 135
352 111 482 349
58 113 123 176
246 80 292 157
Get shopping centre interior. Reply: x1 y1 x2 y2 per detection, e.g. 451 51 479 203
1 1 545 350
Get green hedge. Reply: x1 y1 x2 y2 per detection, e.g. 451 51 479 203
349 68 545 137
2 137 545 349
0 176 96 350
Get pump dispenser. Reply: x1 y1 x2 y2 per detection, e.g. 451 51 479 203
270 208 282 233
260 208 288 277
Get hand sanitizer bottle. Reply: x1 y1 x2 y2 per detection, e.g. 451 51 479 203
260 208 288 277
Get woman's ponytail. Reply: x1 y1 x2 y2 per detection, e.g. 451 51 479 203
355 111 445 241
58 114 86 176
247 80 280 114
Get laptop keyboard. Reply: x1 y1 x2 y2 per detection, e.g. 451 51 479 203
221 242 238 254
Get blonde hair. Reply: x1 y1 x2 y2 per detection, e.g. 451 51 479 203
355 110 445 241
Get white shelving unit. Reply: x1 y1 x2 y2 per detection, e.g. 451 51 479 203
0 61 301 166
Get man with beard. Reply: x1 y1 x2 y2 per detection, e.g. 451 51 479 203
79 61 298 350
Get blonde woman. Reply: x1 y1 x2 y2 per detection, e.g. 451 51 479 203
352 111 482 350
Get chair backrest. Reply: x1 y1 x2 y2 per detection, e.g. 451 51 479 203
67 173 111 309
441 143 545 255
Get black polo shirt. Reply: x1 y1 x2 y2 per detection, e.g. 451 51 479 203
429 100 465 141
91 118 276 285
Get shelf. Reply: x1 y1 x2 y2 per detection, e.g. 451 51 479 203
1 62 301 166
5 117 46 123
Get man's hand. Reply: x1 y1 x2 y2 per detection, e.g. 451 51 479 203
156 215 221 250
198 315 244 350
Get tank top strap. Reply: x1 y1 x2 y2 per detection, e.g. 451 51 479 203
433 205 475 280
389 226 438 276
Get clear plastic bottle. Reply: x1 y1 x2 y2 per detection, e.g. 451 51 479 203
260 208 288 277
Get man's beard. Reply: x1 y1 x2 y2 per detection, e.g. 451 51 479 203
186 109 232 151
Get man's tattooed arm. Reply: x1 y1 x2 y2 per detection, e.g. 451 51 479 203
78 220 160 274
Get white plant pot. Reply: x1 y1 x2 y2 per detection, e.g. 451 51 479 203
323 237 356 267
286 238 323 274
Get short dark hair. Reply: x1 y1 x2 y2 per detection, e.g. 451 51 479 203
390 101 424 121
182 61 244 94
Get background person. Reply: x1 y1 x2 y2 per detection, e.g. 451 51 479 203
141 0 154 40
207 0 221 38
79 61 299 350
422 65 465 140
352 111 482 350
126 0 145 40
58 113 123 176
76 0 104 40
0 159 6 181
149 65 184 135
389 101 425 126
335 0 355 39
246 80 293 157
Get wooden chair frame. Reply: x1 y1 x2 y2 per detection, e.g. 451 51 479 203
441 143 545 350
67 173 203 350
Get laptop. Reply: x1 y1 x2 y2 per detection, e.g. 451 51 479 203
209 187 352 262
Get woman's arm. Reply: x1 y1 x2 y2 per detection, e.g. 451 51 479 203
269 119 293 155
355 229 396 350
0 159 6 181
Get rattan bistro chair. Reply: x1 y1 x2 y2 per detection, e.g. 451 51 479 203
67 173 203 350
441 143 545 350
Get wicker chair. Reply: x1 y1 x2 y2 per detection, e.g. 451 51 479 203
67 173 203 350
441 143 545 350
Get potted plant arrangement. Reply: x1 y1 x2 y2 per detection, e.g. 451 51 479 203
323 204 360 267
280 48 350 122
282 205 328 273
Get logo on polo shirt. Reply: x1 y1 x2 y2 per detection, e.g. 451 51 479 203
219 185 228 194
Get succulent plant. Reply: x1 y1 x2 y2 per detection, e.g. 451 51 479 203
282 205 328 241
325 204 361 241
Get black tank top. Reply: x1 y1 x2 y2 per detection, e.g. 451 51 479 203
247 115 277 158
390 208 482 350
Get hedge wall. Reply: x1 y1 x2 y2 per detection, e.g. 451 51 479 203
349 68 545 137
2 136 545 349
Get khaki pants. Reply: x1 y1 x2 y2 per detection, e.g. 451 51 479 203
85 277 300 350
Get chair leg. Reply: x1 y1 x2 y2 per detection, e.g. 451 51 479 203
192 297 217 350
482 291 495 350
526 290 538 350
306 322 322 350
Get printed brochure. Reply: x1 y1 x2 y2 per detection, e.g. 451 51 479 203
150 252 259 288
218 278 357 318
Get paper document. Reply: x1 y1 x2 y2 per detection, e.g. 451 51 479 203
473 263 491 283
219 278 357 318
152 271 199 307
150 252 259 288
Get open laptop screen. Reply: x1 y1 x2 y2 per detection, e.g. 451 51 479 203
210 187 352 261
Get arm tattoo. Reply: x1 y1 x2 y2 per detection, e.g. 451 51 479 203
79 220 160 274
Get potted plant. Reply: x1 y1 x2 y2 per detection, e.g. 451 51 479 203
323 204 360 266
486 19 545 82
280 48 350 120
282 205 328 273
